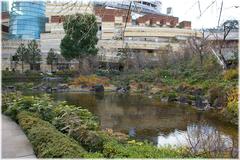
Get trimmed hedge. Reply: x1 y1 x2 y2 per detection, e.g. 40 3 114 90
17 111 86 158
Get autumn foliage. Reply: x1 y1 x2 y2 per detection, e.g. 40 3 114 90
70 75 110 87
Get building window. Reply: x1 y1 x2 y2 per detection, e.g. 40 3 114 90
9 1 46 40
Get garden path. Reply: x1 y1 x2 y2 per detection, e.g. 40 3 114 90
1 115 36 158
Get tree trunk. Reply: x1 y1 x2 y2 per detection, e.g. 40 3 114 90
51 63 53 73
21 61 24 73
219 48 227 69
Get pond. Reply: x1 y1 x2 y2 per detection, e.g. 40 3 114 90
49 92 238 153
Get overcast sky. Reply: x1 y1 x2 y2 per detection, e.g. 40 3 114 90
6 0 240 29
161 0 240 29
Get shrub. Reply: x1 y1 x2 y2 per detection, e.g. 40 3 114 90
54 70 78 77
70 129 110 152
2 92 20 113
208 86 226 107
95 69 120 77
227 88 238 115
70 75 110 87
102 140 187 158
2 70 42 82
24 70 42 77
202 55 222 74
17 111 86 158
14 82 35 90
4 94 56 122
223 69 238 80
53 101 99 133
4 93 99 131
83 152 104 158
4 95 35 120
222 88 238 125
2 70 21 77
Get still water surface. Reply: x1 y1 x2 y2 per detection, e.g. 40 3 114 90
50 92 238 150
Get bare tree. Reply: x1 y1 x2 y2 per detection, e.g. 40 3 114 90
187 30 210 66
117 43 133 71
208 20 239 69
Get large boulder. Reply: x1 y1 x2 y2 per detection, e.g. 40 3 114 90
116 86 129 93
195 97 211 110
91 84 104 92
57 84 69 92
179 96 191 105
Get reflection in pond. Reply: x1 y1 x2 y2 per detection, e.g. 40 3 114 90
50 92 238 157
185 123 238 157
157 129 187 147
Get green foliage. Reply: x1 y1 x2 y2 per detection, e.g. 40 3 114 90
14 43 28 71
15 43 27 60
227 88 238 115
54 69 78 77
223 69 238 80
3 93 99 130
70 129 109 152
222 88 238 125
17 111 86 158
26 40 41 67
24 70 42 76
95 69 120 77
47 48 58 72
53 101 99 133
202 55 222 74
47 48 57 65
2 92 19 113
14 82 35 90
4 94 56 121
167 92 177 100
83 152 104 158
61 14 98 63
102 140 187 158
52 102 118 153
2 70 42 82
10 40 42 71
208 86 226 106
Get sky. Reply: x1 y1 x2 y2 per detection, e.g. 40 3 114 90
160 0 240 29
5 0 240 29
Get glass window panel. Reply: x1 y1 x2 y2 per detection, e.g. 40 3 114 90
10 1 46 39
